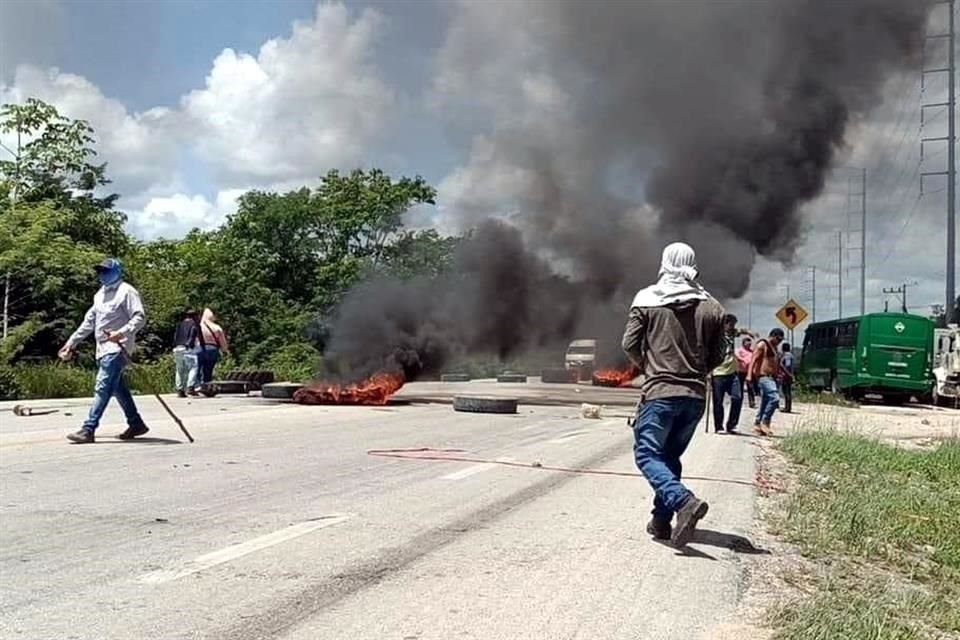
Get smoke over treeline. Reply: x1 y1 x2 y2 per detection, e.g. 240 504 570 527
322 0 932 381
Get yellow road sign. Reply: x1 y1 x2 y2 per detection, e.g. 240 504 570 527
776 298 809 330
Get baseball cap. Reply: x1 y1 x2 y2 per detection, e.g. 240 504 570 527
94 258 122 272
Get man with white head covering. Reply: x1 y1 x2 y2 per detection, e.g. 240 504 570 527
622 242 727 547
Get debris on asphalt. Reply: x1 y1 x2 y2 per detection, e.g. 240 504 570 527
581 403 602 419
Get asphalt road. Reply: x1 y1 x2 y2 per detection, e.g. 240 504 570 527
0 382 759 639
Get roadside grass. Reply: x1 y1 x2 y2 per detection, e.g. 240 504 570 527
768 430 960 639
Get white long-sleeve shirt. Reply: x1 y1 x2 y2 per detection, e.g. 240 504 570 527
66 281 146 359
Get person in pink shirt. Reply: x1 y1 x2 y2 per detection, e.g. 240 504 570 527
735 335 758 409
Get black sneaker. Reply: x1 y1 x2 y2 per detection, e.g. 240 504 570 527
726 426 740 435
671 496 709 548
67 429 95 444
646 517 672 541
177 390 187 398
117 424 150 440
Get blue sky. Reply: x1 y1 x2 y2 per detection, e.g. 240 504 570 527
0 0 954 333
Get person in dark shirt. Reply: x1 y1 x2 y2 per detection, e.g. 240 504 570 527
622 242 726 548
779 342 795 413
173 309 200 398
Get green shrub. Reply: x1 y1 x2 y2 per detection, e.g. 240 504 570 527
127 355 175 395
266 342 322 383
0 366 20 400
14 365 94 399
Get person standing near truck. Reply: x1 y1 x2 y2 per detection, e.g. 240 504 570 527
747 328 785 436
735 335 757 408
779 342 795 413
58 258 150 444
622 242 726 548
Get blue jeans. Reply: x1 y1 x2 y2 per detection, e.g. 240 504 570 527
632 397 705 520
174 349 198 391
711 374 742 431
82 352 146 433
755 376 780 425
198 346 221 384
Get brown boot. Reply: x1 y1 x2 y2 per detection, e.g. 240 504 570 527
646 517 672 541
671 496 709 548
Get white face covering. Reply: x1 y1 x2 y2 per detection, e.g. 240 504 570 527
630 242 711 308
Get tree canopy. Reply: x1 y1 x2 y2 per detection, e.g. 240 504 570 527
0 98 456 367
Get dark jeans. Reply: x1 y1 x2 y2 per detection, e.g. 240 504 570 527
198 346 221 384
739 372 757 408
781 378 793 413
82 352 146 433
632 396 705 520
711 374 743 431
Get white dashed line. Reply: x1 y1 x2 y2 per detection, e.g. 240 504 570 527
138 514 353 585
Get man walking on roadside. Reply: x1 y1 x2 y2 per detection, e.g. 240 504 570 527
173 309 200 398
622 242 726 547
747 328 785 436
710 313 747 434
779 342 795 414
58 258 150 444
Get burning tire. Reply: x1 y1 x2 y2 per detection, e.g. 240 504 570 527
440 373 471 382
540 368 578 384
262 382 303 400
496 373 527 383
453 396 518 414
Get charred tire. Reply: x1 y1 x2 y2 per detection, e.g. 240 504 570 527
261 382 304 400
453 396 518 414
541 368 577 384
214 380 249 395
496 374 527 383
440 373 471 383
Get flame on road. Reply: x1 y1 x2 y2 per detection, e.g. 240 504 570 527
293 372 405 405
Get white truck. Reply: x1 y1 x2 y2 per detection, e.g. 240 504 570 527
933 325 960 408
565 339 597 379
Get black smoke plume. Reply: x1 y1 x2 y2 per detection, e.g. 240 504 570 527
322 0 932 381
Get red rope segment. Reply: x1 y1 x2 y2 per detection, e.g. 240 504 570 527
366 448 760 488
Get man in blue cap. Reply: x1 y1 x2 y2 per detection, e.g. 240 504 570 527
58 258 149 443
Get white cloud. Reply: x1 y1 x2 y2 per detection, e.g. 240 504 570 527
180 2 391 184
1 2 391 239
0 66 179 198
131 189 245 240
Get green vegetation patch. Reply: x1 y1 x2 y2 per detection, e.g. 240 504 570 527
769 430 960 639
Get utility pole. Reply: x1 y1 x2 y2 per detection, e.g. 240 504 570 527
838 231 844 319
860 168 867 316
883 281 919 314
921 0 956 322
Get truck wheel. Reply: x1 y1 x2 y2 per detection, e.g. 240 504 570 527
453 396 518 414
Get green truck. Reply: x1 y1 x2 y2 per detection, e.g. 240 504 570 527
799 313 934 403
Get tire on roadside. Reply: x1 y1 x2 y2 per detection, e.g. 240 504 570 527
452 396 518 414
496 373 527 383
214 380 249 395
440 373 471 383
541 367 577 384
261 382 304 400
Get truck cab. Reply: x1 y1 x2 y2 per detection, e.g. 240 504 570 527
565 339 597 379
933 325 960 408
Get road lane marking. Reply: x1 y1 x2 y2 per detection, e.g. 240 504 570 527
138 514 353 585
440 458 515 480
548 430 590 444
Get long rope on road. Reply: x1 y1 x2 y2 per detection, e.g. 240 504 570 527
367 447 772 490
